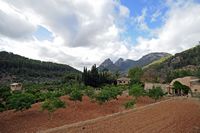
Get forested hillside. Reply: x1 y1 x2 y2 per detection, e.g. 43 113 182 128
0 51 80 84
142 45 200 83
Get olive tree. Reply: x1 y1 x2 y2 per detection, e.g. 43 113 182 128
148 86 164 101
7 93 36 112
129 84 144 101
41 97 65 120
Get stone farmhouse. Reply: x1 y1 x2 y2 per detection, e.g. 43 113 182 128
117 77 130 85
10 83 22 92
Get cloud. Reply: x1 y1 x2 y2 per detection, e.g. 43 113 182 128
133 8 149 31
129 0 200 59
6 0 129 48
0 0 200 71
0 1 36 40
151 10 161 22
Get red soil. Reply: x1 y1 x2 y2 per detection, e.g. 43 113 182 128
0 95 154 133
47 98 200 133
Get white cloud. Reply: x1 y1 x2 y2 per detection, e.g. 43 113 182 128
0 1 36 40
133 8 149 31
0 0 200 71
128 0 200 59
151 10 161 22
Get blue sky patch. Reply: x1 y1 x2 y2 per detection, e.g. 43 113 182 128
33 25 53 41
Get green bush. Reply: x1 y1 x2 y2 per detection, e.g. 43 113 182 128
84 86 95 99
69 89 83 102
124 99 135 109
95 86 124 104
41 97 65 120
129 84 144 100
95 89 111 104
7 93 36 111
0 86 11 102
148 86 164 101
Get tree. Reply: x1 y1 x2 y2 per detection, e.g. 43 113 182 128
129 84 144 101
95 89 111 104
148 86 164 101
7 93 36 111
123 99 135 109
69 89 83 102
82 65 116 87
128 67 143 84
84 86 95 100
0 86 11 102
41 97 65 120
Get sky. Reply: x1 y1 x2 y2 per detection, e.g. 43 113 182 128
0 0 200 71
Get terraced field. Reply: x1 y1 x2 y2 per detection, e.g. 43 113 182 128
43 98 200 133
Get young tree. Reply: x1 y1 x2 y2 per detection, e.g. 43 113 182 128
123 99 135 109
69 89 83 102
7 93 36 111
129 84 144 101
148 86 164 101
95 89 111 104
128 67 143 84
41 97 65 120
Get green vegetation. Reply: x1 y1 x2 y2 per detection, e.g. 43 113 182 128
143 55 172 69
41 97 65 120
148 86 164 101
128 84 144 101
69 89 83 102
123 99 135 109
84 86 95 100
7 93 36 111
82 65 116 87
128 67 143 84
95 86 123 104
142 45 200 83
0 51 80 84
173 81 190 95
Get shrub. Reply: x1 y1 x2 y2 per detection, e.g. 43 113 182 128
69 89 83 102
41 97 65 120
84 86 95 100
148 86 164 101
95 89 111 104
7 93 36 111
0 86 11 102
129 84 144 100
124 99 135 109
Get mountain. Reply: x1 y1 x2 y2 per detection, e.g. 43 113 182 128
98 58 119 72
98 52 171 73
0 51 80 84
142 45 200 83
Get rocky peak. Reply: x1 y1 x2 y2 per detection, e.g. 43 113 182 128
115 58 124 66
99 58 114 68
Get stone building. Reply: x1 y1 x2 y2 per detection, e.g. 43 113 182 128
10 83 22 92
117 77 130 85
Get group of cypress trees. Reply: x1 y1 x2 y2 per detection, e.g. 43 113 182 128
82 65 116 87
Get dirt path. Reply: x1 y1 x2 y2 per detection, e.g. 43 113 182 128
42 98 200 133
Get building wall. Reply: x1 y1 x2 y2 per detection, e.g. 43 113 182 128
144 82 168 93
10 84 22 91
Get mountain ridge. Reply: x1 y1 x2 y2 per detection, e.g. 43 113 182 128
98 52 171 73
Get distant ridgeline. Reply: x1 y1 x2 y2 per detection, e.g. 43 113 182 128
98 52 171 74
0 51 80 85
142 45 200 83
